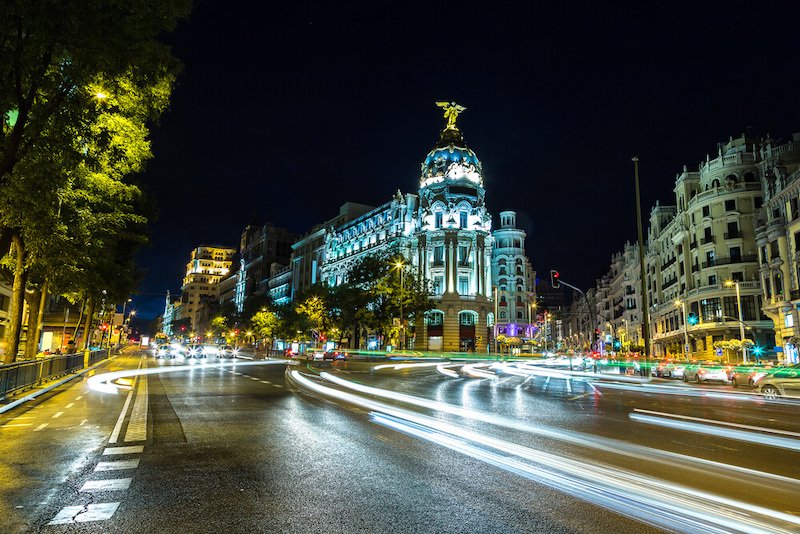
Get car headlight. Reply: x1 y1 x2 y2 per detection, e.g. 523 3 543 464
752 372 767 384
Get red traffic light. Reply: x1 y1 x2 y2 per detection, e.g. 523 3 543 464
550 269 560 288
180 326 186 331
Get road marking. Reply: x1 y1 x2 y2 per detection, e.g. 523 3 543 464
52 412 63 418
541 376 551 392
95 459 140 471
260 380 271 384
274 384 284 388
568 393 591 401
76 396 83 400
249 377 260 381
66 403 75 409
103 445 144 455
80 478 132 492
1 423 33 428
109 376 136 444
633 409 800 438
34 423 48 431
80 419 87 426
124 372 148 442
48 502 120 525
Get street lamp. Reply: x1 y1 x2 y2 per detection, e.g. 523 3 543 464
392 259 406 350
724 280 748 363
675 299 689 357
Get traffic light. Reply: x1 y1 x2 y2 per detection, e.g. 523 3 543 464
180 325 186 332
687 312 699 325
593 328 600 341
550 269 560 289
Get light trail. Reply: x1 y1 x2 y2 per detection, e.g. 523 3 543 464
87 360 288 394
629 413 800 452
290 371 800 533
316 371 800 487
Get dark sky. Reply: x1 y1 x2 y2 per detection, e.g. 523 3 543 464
133 0 800 319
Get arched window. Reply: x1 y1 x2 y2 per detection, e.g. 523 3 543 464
517 311 523 320
744 172 757 183
725 174 738 186
459 311 477 326
712 179 720 188
500 311 507 319
500 296 507 304
486 312 495 327
499 267 507 275
426 310 444 325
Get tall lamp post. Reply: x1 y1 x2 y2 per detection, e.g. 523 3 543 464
393 260 405 350
675 299 689 357
633 157 651 377
725 280 748 363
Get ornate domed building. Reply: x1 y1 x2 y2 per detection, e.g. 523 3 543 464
320 103 535 353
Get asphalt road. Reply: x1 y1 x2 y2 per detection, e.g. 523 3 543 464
1 351 798 533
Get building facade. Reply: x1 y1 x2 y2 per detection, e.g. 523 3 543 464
180 245 235 333
492 211 536 342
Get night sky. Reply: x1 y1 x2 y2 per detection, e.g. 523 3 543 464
133 0 800 319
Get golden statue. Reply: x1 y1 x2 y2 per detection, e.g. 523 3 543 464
436 101 466 130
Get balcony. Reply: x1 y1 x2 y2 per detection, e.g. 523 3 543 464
701 255 757 268
432 260 444 267
663 277 678 289
661 257 676 269
691 263 699 273
701 236 715 245
690 240 698 249
724 231 742 239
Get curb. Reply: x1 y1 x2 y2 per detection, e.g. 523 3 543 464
0 357 111 415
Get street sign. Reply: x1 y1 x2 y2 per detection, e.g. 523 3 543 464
685 344 689 354
715 348 723 356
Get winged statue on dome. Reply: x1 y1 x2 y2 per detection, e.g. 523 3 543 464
435 101 466 130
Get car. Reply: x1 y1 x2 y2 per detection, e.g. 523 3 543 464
755 363 800 399
153 344 173 359
730 364 773 387
683 362 731 384
322 349 348 361
219 345 239 358
187 344 206 358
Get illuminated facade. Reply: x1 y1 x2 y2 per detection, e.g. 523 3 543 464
181 245 235 333
754 133 800 362
319 105 533 352
492 211 536 342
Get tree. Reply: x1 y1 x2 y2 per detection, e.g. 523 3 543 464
250 310 279 347
0 1 191 362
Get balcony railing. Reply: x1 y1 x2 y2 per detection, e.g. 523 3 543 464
663 277 678 289
701 236 714 245
691 264 699 273
701 255 757 269
662 257 677 269
791 289 800 301
724 231 742 239
690 240 698 249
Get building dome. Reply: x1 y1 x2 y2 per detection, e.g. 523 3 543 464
420 127 483 188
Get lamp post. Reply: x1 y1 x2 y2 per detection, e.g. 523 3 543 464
725 280 748 363
675 299 689 357
393 260 405 350
633 156 651 377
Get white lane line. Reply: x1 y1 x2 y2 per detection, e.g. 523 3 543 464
10 415 35 419
1 423 33 428
80 478 132 492
65 403 75 409
33 423 48 432
541 376 551 392
95 459 140 472
260 380 271 384
48 502 120 525
52 412 63 418
80 419 87 426
249 377 260 381
633 408 800 438
75 396 83 400
103 445 143 455
274 384 284 388
124 371 148 442
109 376 136 444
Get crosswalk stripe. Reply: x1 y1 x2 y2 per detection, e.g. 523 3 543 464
95 459 140 471
49 503 120 525
80 478 132 492
103 445 144 455
33 423 48 431
52 412 63 418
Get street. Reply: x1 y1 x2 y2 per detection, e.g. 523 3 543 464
1 350 798 533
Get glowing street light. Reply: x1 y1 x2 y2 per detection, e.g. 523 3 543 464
392 259 406 349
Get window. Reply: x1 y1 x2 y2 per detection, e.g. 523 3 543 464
732 271 744 282
795 232 800 252
786 313 794 329
708 274 717 285
754 197 763 209
460 211 468 228
500 311 507 319
700 297 721 322
517 311 524 320
729 246 741 263
761 246 768 263
459 312 475 326
702 206 710 217
706 250 715 266
726 222 739 238
458 245 469 264
435 212 443 228
427 311 444 325
725 199 736 211
703 227 712 241
774 272 783 296
433 246 444 264
770 241 780 258
433 276 444 295
792 198 799 220
458 276 469 295
723 296 739 319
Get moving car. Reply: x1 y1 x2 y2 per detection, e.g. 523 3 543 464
219 345 238 358
730 364 772 387
153 344 174 359
755 363 800 399
683 362 731 384
322 349 348 361
187 344 207 358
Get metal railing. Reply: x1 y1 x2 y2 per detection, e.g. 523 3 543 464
0 350 109 401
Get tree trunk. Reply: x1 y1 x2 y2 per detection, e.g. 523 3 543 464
82 298 96 350
72 298 86 340
24 281 47 360
3 233 28 363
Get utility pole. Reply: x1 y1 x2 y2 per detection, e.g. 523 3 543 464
633 157 651 377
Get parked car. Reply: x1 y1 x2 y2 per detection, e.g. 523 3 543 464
153 344 174 359
683 362 731 384
730 364 772 387
755 363 800 399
